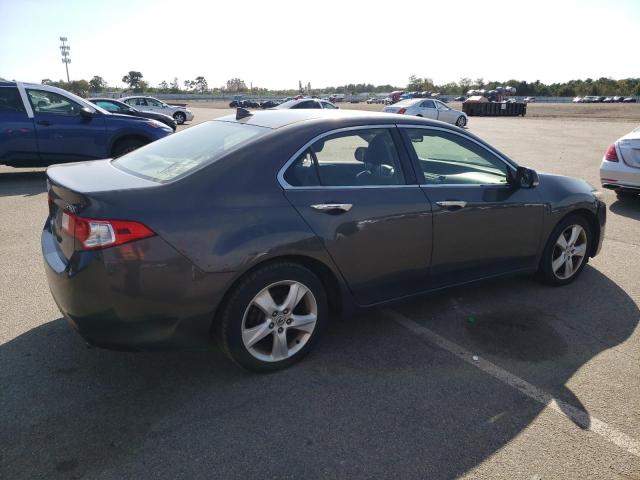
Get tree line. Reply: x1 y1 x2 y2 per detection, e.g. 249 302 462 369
39 71 640 98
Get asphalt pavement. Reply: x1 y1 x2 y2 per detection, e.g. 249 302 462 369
1 111 639 479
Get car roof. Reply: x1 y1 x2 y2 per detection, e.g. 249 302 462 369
216 109 453 130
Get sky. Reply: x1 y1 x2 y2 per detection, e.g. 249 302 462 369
1 0 639 90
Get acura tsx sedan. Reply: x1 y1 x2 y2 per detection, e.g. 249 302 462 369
43 109 606 371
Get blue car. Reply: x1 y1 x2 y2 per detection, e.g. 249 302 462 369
0 81 173 167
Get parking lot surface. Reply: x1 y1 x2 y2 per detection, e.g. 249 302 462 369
1 108 639 479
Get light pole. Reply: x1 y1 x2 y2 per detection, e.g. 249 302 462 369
59 37 71 83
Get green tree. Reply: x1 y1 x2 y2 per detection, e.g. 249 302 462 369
193 76 208 93
158 80 169 92
121 71 145 92
88 75 107 92
226 78 247 92
169 77 181 93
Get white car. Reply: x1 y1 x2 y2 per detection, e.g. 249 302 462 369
523 97 536 103
383 98 468 127
600 127 640 198
120 96 194 124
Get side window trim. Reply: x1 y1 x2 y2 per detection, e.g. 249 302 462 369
398 124 518 186
16 83 33 118
278 124 417 190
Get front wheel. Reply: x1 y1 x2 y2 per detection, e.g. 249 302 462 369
216 262 328 372
173 112 186 124
111 137 147 158
537 214 591 285
456 115 467 127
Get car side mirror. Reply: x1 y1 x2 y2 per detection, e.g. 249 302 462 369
79 107 95 119
514 166 539 188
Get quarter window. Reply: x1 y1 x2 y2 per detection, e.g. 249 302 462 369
0 87 26 113
27 89 82 116
284 129 405 187
405 129 509 185
421 100 435 108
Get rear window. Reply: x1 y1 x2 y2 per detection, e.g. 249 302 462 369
112 121 270 182
0 87 26 113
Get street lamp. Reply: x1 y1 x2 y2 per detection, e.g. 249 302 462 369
59 36 70 83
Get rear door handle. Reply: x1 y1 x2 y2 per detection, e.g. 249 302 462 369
310 203 352 213
436 200 467 210
36 120 51 126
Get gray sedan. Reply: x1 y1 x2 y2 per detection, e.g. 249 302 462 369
43 110 605 371
384 98 468 127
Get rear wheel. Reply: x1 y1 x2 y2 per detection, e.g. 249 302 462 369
616 190 638 199
111 137 147 158
538 214 591 285
216 262 328 372
173 112 186 124
456 116 467 127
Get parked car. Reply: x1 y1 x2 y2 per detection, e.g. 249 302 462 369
274 98 339 109
42 109 606 371
600 126 640 198
623 97 637 103
613 96 624 102
602 97 614 103
88 98 177 131
0 81 172 167
383 98 468 127
120 96 193 124
523 97 536 103
572 97 584 103
453 96 467 101
260 100 280 109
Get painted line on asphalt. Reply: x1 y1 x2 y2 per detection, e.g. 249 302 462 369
385 309 640 458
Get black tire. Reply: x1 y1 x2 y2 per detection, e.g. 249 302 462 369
456 116 467 127
173 112 186 124
111 137 147 158
215 262 328 372
537 214 591 286
616 190 638 199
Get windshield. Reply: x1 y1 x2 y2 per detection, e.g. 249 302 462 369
112 121 270 182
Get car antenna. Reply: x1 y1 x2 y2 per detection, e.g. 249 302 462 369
236 107 253 120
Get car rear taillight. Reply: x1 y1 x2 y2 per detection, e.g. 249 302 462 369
397 108 407 114
61 212 155 250
604 144 619 162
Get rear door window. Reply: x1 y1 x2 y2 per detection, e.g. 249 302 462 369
283 128 405 187
0 87 26 113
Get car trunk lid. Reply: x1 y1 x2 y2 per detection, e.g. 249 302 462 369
46 159 160 261
618 131 640 169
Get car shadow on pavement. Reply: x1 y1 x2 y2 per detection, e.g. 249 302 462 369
610 196 640 221
0 170 47 197
0 267 637 479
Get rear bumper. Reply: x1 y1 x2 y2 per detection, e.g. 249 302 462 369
600 159 640 190
42 220 234 350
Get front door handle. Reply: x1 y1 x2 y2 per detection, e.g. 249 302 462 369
310 203 352 213
36 120 51 126
436 200 467 210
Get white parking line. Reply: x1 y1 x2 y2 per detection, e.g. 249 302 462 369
385 309 640 458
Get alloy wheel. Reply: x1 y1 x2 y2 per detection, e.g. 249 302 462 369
456 116 466 127
241 280 318 362
551 224 587 280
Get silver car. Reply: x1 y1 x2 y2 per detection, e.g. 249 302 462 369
383 98 468 127
600 126 640 198
120 96 194 124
